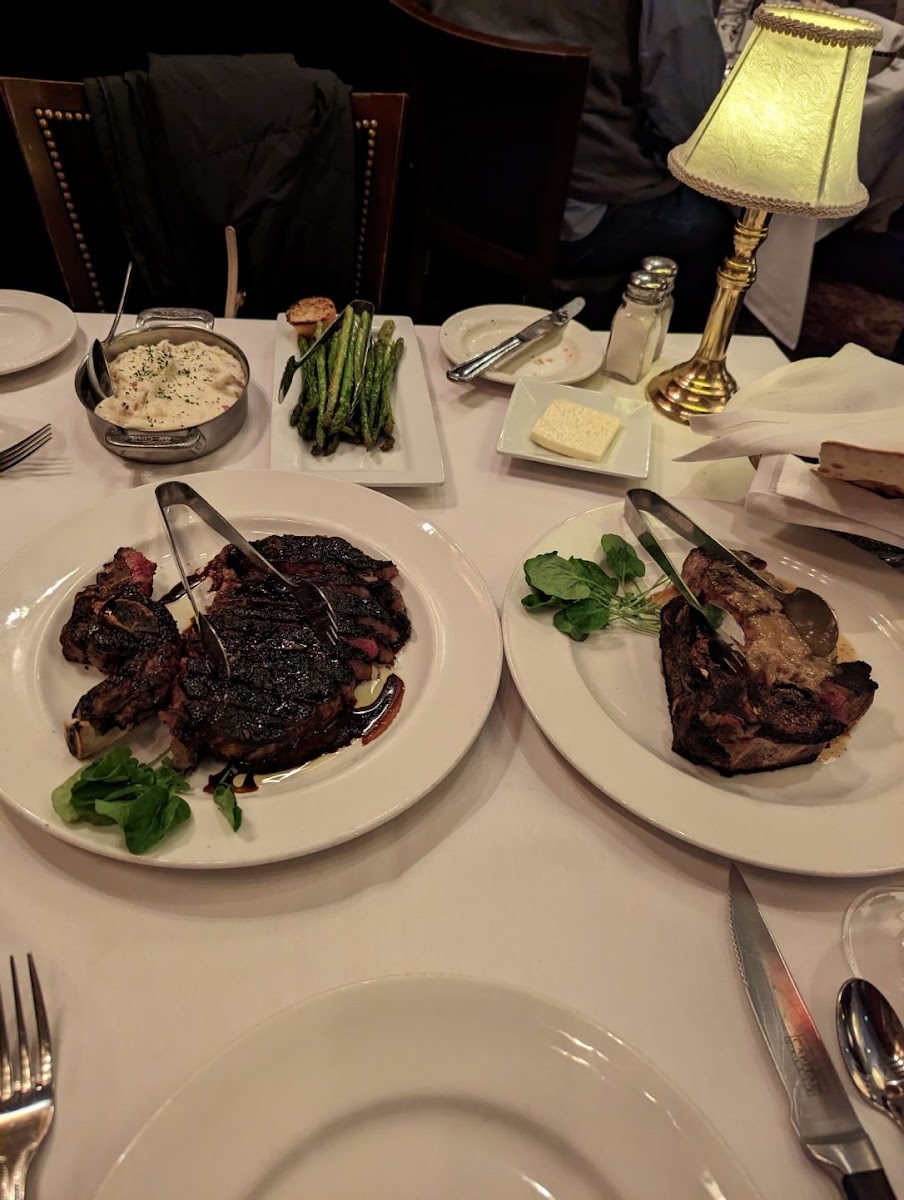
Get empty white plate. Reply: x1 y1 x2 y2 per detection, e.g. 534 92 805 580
440 304 603 386
0 290 77 374
94 975 761 1200
498 380 652 479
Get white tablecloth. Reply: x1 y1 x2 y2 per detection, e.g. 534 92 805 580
2 316 902 1200
747 55 904 348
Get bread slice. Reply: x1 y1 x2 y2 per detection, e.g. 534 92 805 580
530 399 621 463
287 297 337 337
818 440 904 499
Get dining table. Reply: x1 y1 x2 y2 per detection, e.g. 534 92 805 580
1 312 902 1200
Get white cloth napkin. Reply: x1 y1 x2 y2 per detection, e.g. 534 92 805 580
675 344 904 462
673 344 904 547
747 454 904 549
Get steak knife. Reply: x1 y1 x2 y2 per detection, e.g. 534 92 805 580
729 865 897 1199
446 296 585 383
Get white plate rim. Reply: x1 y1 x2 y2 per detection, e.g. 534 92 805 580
93 973 762 1200
439 303 603 386
503 499 904 877
496 381 652 479
0 289 77 374
270 314 445 486
0 469 501 868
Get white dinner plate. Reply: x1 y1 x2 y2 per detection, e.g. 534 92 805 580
0 290 77 374
94 975 761 1200
497 380 652 479
503 499 904 877
440 303 604 386
271 314 445 486
0 470 501 868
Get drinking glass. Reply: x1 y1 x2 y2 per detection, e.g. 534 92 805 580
842 888 904 999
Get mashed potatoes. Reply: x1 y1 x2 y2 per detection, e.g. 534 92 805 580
95 339 245 430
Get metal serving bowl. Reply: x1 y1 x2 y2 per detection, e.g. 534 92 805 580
75 307 250 463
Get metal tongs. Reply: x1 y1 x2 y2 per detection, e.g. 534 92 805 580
624 488 839 670
155 481 340 678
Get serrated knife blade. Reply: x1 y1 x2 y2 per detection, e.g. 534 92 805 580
728 865 896 1199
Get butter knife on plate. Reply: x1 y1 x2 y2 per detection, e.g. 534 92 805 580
729 865 897 1199
446 296 585 383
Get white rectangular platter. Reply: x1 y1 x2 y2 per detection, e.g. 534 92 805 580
270 314 445 487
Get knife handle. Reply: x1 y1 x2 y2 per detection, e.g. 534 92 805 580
446 336 523 383
843 1169 898 1199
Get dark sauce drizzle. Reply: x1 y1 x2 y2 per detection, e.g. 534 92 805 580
160 571 203 606
203 673 404 793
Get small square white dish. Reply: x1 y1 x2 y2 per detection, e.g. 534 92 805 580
271 314 445 487
497 381 652 478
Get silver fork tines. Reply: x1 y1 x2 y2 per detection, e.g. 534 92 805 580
0 955 55 1199
0 426 52 473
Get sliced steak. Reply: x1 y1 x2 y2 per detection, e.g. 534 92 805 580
165 578 358 772
659 550 877 776
61 548 182 757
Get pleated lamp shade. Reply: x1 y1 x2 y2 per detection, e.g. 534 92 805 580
669 4 881 218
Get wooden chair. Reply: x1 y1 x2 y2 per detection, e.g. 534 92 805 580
387 0 590 320
0 77 407 313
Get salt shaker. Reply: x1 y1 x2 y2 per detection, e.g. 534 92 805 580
642 256 678 361
603 271 665 384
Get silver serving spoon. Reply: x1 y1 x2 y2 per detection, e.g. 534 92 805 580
627 489 839 658
86 261 133 401
837 978 904 1133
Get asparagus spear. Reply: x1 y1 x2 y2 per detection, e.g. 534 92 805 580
359 350 376 449
329 317 360 438
377 338 404 442
364 340 389 449
323 308 356 433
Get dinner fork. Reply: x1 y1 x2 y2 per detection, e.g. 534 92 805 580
0 427 52 474
0 956 54 1200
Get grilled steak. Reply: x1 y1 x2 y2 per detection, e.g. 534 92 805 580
61 549 181 758
659 549 876 775
61 535 410 771
164 534 410 771
60 547 159 671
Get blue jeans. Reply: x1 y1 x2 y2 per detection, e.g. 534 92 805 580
555 185 735 332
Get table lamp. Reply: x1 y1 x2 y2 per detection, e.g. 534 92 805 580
646 3 881 423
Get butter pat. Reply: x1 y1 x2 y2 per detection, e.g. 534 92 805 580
529 399 621 462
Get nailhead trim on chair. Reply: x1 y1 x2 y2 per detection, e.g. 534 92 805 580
354 118 378 295
34 107 105 311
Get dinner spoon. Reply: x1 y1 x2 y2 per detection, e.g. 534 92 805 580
837 978 904 1134
86 261 133 401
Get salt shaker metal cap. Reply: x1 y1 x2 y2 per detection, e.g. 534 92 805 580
625 270 665 304
642 256 678 293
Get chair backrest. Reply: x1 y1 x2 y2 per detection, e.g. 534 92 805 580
0 77 406 313
387 0 590 315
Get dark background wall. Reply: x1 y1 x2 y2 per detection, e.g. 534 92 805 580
1 7 401 301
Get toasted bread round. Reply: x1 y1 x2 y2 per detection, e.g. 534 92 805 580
287 297 337 336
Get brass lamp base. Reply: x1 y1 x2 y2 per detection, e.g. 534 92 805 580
646 355 737 422
647 207 772 424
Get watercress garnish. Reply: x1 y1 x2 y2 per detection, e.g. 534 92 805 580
522 534 665 642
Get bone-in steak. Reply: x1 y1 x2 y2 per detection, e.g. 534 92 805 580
659 549 876 775
61 535 410 771
61 549 182 758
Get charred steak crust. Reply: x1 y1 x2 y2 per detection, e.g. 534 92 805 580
164 534 410 772
661 546 877 776
61 549 183 758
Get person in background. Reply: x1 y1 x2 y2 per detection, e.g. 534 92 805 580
420 0 734 330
